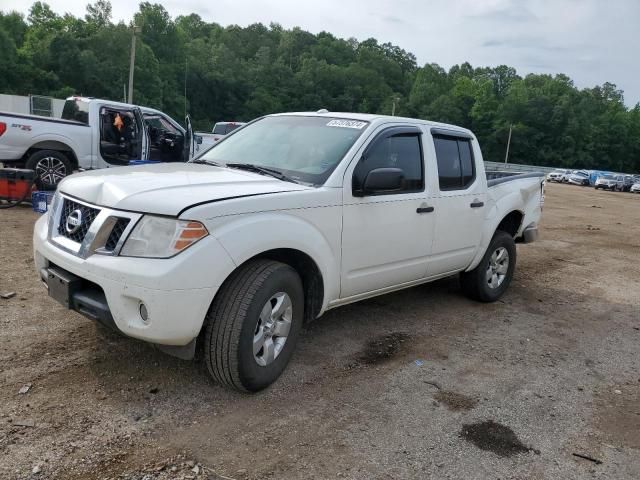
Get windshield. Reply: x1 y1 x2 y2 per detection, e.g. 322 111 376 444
198 115 369 185
61 98 89 124
601 175 615 180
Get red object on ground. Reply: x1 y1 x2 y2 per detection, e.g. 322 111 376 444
0 168 36 201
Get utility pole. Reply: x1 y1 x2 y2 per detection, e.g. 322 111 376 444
391 95 400 116
504 123 513 164
184 57 188 119
127 25 141 104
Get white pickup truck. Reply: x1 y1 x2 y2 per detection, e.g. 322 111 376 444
33 112 544 392
0 96 204 189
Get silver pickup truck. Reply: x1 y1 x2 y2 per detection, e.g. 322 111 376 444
0 96 202 189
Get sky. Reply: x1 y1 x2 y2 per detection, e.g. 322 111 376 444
5 0 640 106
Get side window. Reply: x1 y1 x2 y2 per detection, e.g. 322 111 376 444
353 132 424 194
459 140 474 186
434 136 476 190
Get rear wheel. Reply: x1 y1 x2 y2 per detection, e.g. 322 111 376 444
25 150 73 190
460 231 516 302
204 259 304 392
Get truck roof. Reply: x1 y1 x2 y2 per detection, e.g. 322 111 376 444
66 96 166 116
270 111 474 136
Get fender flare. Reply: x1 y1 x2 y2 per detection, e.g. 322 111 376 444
27 133 81 165
209 212 339 313
466 192 525 271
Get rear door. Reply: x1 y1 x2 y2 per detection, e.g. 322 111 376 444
340 125 436 298
428 130 485 275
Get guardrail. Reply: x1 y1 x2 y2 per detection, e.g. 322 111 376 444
485 161 556 174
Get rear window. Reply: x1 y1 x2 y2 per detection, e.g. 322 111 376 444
212 124 226 135
61 99 89 124
213 123 241 135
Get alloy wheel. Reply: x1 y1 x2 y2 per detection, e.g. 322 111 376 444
253 292 292 366
486 247 509 289
35 157 67 186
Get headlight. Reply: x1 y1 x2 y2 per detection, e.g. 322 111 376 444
120 216 208 258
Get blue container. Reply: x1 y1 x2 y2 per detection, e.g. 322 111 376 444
32 191 55 213
129 160 161 166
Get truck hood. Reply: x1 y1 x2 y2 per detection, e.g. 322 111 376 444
58 163 311 216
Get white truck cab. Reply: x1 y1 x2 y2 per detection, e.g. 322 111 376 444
0 97 197 188
33 112 544 392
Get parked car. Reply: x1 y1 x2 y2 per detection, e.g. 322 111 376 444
194 122 246 149
567 171 590 186
34 111 545 392
594 174 617 190
548 169 571 182
210 121 246 142
0 96 201 189
630 181 640 193
588 170 610 186
615 174 635 192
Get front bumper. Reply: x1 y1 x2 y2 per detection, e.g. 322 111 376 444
33 213 236 346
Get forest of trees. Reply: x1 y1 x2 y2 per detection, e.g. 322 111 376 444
1 1 639 172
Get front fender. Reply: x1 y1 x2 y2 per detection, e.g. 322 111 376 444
205 210 341 313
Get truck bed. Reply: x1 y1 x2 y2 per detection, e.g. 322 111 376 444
0 111 87 127
486 170 545 187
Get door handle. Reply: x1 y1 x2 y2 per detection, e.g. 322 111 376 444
416 206 435 214
470 201 484 208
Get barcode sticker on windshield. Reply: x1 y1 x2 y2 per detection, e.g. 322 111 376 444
326 119 367 129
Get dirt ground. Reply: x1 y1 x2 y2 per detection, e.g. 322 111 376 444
1 183 639 479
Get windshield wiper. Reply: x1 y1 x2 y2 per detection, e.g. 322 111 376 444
191 159 221 166
225 163 299 184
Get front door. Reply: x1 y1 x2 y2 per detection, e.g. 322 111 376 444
143 113 184 162
429 133 485 274
97 106 143 166
341 126 436 299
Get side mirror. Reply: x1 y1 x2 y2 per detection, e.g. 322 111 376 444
195 134 203 145
355 167 404 196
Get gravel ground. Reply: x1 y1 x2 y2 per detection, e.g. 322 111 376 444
1 183 639 479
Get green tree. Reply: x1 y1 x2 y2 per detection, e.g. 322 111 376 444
1 1 638 173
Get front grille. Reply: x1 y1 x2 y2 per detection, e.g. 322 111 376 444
104 218 130 251
57 198 101 243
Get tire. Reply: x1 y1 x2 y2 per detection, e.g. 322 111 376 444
204 259 304 392
460 230 516 303
25 150 73 190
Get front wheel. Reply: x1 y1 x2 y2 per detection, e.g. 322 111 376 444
460 231 516 302
204 259 304 392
